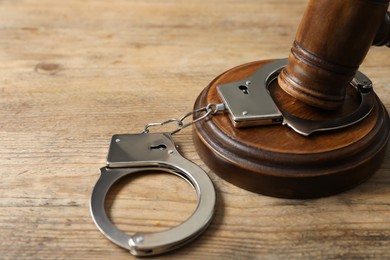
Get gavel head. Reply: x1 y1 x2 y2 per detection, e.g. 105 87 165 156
278 0 390 110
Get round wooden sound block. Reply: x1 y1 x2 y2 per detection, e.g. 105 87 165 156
193 60 390 199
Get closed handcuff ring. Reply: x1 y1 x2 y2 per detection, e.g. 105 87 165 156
217 58 375 136
90 133 216 256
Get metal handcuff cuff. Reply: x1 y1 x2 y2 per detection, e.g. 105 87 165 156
90 58 374 256
217 58 375 135
90 132 216 256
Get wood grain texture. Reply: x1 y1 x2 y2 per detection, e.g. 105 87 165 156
0 0 390 259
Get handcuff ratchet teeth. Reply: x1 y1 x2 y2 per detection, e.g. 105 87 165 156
90 133 216 256
217 58 375 136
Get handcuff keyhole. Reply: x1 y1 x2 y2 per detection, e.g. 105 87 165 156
150 144 167 150
239 85 249 94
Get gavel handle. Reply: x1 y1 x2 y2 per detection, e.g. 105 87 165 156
374 11 390 47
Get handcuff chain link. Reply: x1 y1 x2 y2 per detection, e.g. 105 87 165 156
143 103 225 135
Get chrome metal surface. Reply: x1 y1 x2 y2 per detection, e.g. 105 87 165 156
217 60 285 127
143 103 225 135
281 71 374 136
90 133 216 256
217 58 375 136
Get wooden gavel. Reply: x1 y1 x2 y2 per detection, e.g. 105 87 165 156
278 0 390 110
193 0 390 198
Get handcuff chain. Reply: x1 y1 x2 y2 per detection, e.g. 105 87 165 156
143 103 225 135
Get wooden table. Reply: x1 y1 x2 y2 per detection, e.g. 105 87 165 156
1 0 390 259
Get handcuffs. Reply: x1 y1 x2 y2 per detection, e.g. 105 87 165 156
90 59 375 256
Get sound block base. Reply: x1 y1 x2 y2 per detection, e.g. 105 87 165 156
193 60 390 199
